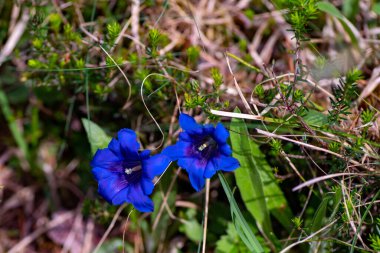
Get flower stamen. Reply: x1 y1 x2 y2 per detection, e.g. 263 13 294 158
124 165 142 175
197 137 217 152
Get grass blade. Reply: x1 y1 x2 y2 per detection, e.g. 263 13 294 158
218 172 264 253
0 90 28 159
229 109 293 233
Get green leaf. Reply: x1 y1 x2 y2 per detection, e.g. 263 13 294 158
316 2 360 47
316 2 344 19
373 3 380 15
303 110 328 128
216 223 249 253
311 197 329 232
343 0 359 20
181 218 203 243
309 196 330 252
97 238 133 253
82 118 112 155
218 172 264 253
0 90 29 159
226 52 261 73
229 108 293 234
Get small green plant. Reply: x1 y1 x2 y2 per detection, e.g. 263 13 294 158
361 108 375 124
147 28 162 57
369 234 380 251
286 0 319 41
328 142 341 153
254 84 265 100
328 69 362 124
186 46 200 64
106 21 121 45
211 67 223 89
291 217 303 230
270 139 282 155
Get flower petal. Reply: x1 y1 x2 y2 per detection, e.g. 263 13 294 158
140 150 151 160
162 141 193 160
92 167 119 180
108 138 123 158
141 178 154 195
90 148 122 169
97 176 128 203
204 159 216 178
179 113 202 134
179 132 192 142
188 170 206 192
213 123 229 144
142 154 171 179
117 129 140 159
127 184 154 212
219 143 232 156
178 157 207 191
111 187 130 205
216 155 240 172
203 124 215 135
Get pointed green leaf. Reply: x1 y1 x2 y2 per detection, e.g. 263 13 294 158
82 118 112 155
316 2 360 46
230 108 293 233
303 110 328 128
218 172 264 253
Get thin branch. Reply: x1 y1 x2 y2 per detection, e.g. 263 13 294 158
93 203 127 253
201 179 210 253
279 219 338 253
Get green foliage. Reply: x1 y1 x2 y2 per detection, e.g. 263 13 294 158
343 0 359 20
106 21 121 45
293 89 304 102
186 46 200 63
328 69 362 124
49 13 62 33
369 234 380 251
1 1 379 252
361 109 375 124
82 118 112 155
0 90 29 159
270 139 282 155
82 199 119 225
179 209 202 243
230 109 293 241
182 69 229 120
97 239 133 253
291 217 303 230
310 196 328 232
147 28 162 57
328 142 341 153
369 218 380 251
286 0 319 40
316 1 360 46
244 9 255 20
211 67 223 89
215 223 251 253
373 2 380 15
254 84 265 100
218 173 265 253
302 110 328 127
63 23 81 42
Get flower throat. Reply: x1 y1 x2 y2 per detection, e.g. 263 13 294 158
197 136 217 152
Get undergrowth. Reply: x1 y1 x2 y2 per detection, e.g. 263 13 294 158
0 0 379 252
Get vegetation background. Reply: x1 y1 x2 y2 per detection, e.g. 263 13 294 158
0 0 379 252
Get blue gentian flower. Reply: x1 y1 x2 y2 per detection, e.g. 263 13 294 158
91 129 170 212
162 114 240 191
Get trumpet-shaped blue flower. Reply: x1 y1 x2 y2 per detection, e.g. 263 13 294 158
163 114 240 191
91 129 170 212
